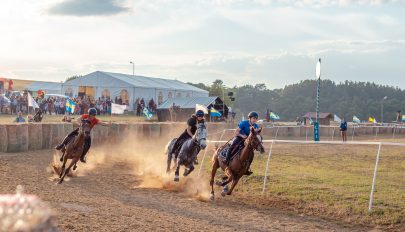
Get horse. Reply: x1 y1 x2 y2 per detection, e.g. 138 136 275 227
210 127 265 200
165 123 207 182
57 120 91 184
33 109 43 122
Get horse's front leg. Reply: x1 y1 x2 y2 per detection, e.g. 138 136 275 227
183 163 194 177
174 159 181 182
227 177 240 196
59 155 68 179
58 158 77 184
210 156 220 201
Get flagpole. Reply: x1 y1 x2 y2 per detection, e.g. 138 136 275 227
314 58 321 142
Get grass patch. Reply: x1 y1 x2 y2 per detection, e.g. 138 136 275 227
200 143 405 228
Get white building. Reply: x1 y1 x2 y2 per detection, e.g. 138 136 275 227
62 71 209 108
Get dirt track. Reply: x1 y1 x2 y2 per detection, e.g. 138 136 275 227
0 149 373 232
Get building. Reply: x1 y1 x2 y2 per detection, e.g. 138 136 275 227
62 71 208 110
157 96 228 122
302 112 334 125
0 78 62 96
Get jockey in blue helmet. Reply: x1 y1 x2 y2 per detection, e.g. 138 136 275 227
225 111 259 175
171 110 205 158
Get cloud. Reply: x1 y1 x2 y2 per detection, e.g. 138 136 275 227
48 0 130 17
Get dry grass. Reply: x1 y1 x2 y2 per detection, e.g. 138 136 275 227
199 142 405 228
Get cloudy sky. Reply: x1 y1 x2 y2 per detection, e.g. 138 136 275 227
0 0 404 89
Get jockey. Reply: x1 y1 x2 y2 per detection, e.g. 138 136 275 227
225 111 259 175
55 108 111 163
171 110 205 158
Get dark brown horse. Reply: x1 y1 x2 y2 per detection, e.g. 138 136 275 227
57 120 91 184
210 127 265 200
33 109 43 122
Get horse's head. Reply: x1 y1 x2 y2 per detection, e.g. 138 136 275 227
247 127 265 154
79 119 92 136
194 123 207 150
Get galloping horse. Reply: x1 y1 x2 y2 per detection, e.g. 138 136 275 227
165 123 207 182
57 120 91 184
210 127 264 200
33 109 43 122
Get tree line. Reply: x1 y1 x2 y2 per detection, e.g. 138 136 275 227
188 79 405 122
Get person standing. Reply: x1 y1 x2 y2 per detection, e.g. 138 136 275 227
14 111 25 123
340 118 347 142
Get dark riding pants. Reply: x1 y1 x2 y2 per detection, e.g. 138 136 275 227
172 130 192 158
225 136 244 161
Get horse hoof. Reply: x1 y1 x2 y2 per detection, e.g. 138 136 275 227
73 166 77 171
57 180 63 185
59 158 63 162
174 175 179 182
215 181 223 186
221 191 226 197
210 194 215 201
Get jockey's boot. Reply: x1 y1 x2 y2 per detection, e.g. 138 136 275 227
245 169 253 176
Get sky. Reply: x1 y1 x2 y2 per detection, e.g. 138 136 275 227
0 0 404 89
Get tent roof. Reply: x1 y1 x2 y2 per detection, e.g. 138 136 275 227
158 97 218 109
64 71 208 93
25 81 62 91
302 112 333 119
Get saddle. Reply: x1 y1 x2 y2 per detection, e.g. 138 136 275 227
218 140 245 163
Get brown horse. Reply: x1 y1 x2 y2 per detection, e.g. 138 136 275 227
210 127 265 200
57 120 91 184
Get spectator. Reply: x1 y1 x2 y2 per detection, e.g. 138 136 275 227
340 118 347 142
27 114 34 122
14 111 25 123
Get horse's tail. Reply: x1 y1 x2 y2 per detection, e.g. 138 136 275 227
165 138 176 156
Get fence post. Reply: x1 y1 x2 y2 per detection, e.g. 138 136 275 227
274 127 280 140
369 142 382 212
305 126 308 141
262 140 275 194
374 127 379 140
331 127 335 141
351 125 356 141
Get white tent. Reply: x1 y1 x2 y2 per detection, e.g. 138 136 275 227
62 71 208 110
25 81 62 95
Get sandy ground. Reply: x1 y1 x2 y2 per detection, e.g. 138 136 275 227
0 148 375 232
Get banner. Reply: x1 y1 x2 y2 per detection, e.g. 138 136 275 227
111 103 127 114
353 115 361 123
402 115 405 122
334 114 341 122
65 99 76 114
270 112 280 120
195 104 208 114
27 92 39 109
143 107 153 120
368 117 377 123
210 108 222 117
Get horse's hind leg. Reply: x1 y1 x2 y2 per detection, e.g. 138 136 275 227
59 155 68 179
174 159 181 182
210 157 220 200
166 153 172 174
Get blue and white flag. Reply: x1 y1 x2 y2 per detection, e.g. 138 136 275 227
143 107 153 120
65 99 76 114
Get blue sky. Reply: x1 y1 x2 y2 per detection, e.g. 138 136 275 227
0 0 404 89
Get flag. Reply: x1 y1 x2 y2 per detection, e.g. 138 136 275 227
242 113 245 121
334 114 341 122
143 107 153 120
65 99 76 114
210 108 222 117
270 112 280 120
195 104 208 114
368 117 377 123
309 117 314 124
27 92 39 109
353 115 360 123
402 115 405 122
111 103 127 114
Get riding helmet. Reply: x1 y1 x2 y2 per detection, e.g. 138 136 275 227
88 108 97 116
196 110 205 117
248 111 259 119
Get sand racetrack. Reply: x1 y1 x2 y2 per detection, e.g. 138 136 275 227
0 144 372 232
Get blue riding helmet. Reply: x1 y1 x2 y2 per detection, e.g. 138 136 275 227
248 111 259 119
196 110 205 117
88 108 97 116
